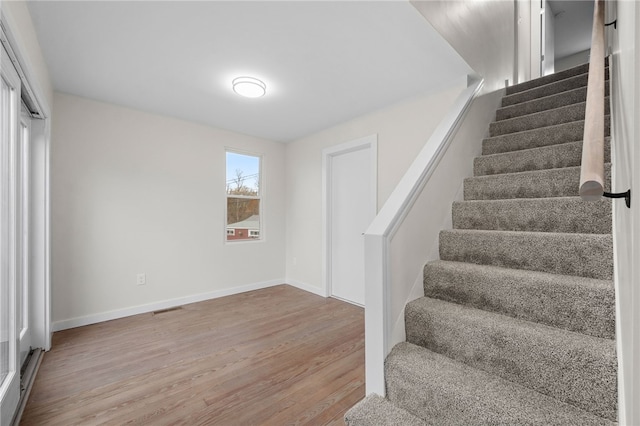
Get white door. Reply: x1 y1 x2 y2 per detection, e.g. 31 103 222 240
325 136 376 306
0 42 22 425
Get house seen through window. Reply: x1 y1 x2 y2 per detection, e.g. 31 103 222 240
226 151 261 241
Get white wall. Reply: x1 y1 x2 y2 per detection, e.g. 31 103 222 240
51 93 286 329
410 0 515 91
555 49 591 72
606 1 640 424
285 82 466 294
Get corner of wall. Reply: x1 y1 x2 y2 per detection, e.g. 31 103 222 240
285 279 328 298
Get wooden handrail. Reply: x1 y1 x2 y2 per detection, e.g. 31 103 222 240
579 0 606 201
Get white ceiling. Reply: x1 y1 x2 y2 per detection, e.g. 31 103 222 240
27 1 472 142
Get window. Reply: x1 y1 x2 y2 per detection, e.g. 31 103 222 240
226 151 261 242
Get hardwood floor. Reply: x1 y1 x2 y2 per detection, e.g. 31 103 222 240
20 285 365 425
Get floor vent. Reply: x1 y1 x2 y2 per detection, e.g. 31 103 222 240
153 306 183 315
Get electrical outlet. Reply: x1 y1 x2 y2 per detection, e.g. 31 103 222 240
136 273 146 286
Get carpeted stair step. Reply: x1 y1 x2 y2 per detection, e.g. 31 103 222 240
497 84 610 121
452 197 612 234
385 342 615 425
505 62 590 96
502 68 609 107
490 99 610 136
439 229 613 280
474 138 611 176
423 260 614 339
482 117 611 155
463 164 611 200
404 298 617 420
344 394 429 426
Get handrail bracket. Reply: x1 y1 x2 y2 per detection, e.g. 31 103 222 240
603 189 631 208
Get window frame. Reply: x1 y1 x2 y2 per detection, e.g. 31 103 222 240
224 149 263 244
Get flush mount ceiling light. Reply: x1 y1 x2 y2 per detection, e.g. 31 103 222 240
232 76 266 98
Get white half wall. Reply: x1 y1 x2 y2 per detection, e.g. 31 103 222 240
285 82 466 295
51 93 286 327
386 87 503 348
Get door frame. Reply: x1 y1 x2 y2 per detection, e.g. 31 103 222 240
322 134 377 302
530 0 544 79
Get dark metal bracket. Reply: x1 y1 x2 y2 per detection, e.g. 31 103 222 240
603 189 631 208
605 20 617 29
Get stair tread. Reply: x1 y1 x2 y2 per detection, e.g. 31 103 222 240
497 83 609 121
424 260 615 339
464 164 612 201
506 62 590 95
490 99 609 137
405 297 617 420
474 138 611 176
483 117 611 155
344 394 429 426
452 196 612 234
502 73 588 106
501 68 608 107
386 342 615 425
439 229 613 280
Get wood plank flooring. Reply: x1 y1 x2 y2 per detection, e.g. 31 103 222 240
20 285 365 425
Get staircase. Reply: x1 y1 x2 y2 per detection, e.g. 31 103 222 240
345 62 617 425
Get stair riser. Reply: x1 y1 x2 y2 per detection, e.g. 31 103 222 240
452 198 612 234
404 300 617 420
483 117 611 155
474 139 611 176
497 84 610 121
502 68 609 107
423 261 615 339
506 63 590 95
464 165 611 201
490 100 610 137
386 343 615 425
439 230 613 280
344 394 426 426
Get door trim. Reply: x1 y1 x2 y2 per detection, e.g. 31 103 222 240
322 134 377 302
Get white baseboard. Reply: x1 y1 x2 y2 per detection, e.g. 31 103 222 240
52 279 284 332
286 279 328 297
